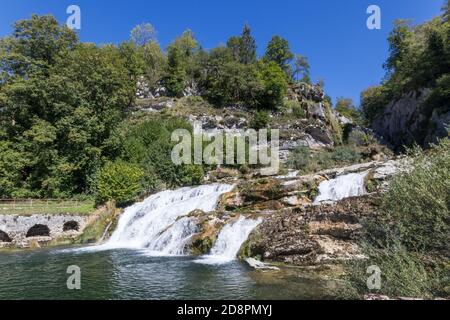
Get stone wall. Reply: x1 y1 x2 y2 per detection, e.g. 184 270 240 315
0 214 89 248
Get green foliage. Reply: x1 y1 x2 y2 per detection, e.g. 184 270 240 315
130 23 157 47
330 145 362 163
362 10 450 125
0 15 138 198
118 117 204 192
341 243 439 299
250 110 269 129
287 146 361 173
164 46 187 97
424 73 450 111
95 161 144 206
335 97 361 124
360 85 391 124
286 146 311 170
293 54 310 83
141 41 166 89
382 138 450 252
283 100 306 118
343 138 450 299
257 61 288 109
263 35 294 78
226 25 257 64
0 14 312 201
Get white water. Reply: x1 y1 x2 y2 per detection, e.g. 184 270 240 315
196 216 263 264
99 183 234 255
314 171 369 204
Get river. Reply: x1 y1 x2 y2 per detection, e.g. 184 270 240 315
0 247 337 300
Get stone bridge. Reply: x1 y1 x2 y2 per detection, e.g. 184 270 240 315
0 214 89 247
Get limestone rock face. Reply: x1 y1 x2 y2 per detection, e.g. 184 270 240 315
371 90 449 150
241 196 379 266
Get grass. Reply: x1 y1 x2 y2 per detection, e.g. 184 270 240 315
0 200 95 216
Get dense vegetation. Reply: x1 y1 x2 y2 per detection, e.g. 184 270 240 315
343 137 450 299
361 2 450 124
0 15 310 202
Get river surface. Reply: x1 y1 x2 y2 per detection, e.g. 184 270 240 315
0 247 337 300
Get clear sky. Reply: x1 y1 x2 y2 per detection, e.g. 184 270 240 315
0 0 444 105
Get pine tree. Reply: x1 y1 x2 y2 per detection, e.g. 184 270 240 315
239 24 257 64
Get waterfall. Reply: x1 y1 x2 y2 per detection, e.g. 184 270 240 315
101 183 234 255
196 216 263 264
314 171 369 204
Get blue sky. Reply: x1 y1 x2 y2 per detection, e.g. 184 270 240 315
0 0 444 105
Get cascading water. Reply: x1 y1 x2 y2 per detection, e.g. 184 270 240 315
101 184 234 255
314 171 369 204
196 216 263 264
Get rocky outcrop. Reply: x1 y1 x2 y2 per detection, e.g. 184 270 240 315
232 159 407 266
372 90 449 151
240 196 379 266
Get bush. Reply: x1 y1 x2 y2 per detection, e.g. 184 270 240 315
382 138 450 253
360 85 391 124
342 138 450 299
250 110 270 130
330 146 362 164
284 99 306 118
257 61 288 109
95 161 144 206
287 146 362 173
286 146 311 170
341 243 438 299
179 165 204 186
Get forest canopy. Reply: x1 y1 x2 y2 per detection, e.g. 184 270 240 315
0 15 308 200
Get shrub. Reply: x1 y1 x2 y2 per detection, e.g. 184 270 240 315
293 105 306 118
95 161 144 206
250 110 269 130
283 100 305 118
345 128 370 146
341 243 437 299
287 146 311 170
257 61 288 109
179 165 204 186
382 138 450 253
360 85 391 124
342 138 450 299
330 146 362 164
122 117 203 189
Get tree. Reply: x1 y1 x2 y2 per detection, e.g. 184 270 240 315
169 30 198 58
226 36 241 61
263 35 294 77
131 23 157 47
239 25 257 64
95 161 143 206
164 46 187 97
443 0 449 22
294 54 310 83
257 61 288 109
226 25 257 64
199 47 263 107
360 86 390 124
0 16 138 197
384 20 413 74
142 41 166 89
335 97 361 123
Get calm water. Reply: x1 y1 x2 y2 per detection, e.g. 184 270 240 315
0 247 337 300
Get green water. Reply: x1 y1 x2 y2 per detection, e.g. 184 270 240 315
0 247 337 300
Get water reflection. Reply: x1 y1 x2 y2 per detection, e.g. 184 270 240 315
0 248 336 300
